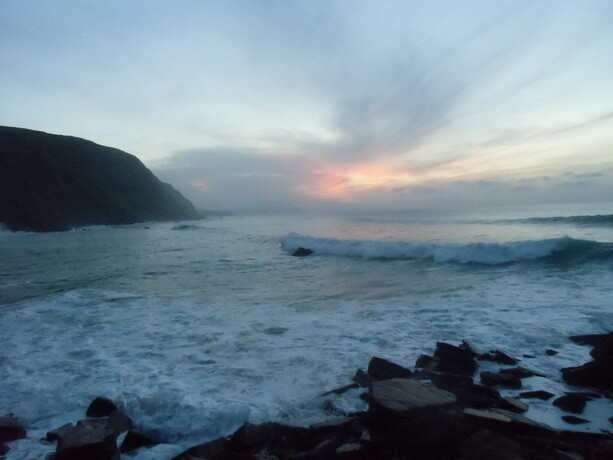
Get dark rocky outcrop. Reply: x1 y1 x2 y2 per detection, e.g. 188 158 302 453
0 126 201 232
366 356 413 381
553 395 588 414
0 416 26 443
55 423 118 460
119 429 159 453
480 371 522 388
519 390 555 400
86 397 117 418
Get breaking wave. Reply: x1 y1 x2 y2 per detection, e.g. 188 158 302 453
281 234 612 265
495 214 613 226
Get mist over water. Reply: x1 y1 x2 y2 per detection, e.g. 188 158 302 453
1 203 613 458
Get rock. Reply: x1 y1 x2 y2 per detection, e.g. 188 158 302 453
561 356 613 390
106 410 133 435
453 382 501 409
369 378 456 416
561 415 590 425
429 372 473 392
499 366 546 379
480 371 522 388
0 126 201 232
553 395 588 414
459 429 525 460
308 417 361 439
478 350 519 365
119 429 159 453
415 354 434 368
46 423 75 442
367 356 413 381
352 369 371 387
0 443 9 455
321 383 359 396
590 332 613 360
569 333 608 346
0 416 26 443
86 397 117 418
335 442 365 458
546 349 558 356
292 247 313 257
228 422 308 452
519 390 555 400
433 342 477 376
463 408 557 436
56 423 118 460
499 397 529 413
172 438 233 460
460 339 485 356
262 327 287 335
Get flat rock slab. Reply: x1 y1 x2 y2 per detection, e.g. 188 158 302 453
370 378 456 414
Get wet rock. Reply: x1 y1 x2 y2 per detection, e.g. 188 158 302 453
553 395 588 414
499 366 545 379
561 415 590 425
352 369 371 387
46 423 75 442
519 390 555 400
106 410 133 435
86 397 117 418
546 349 558 356
480 371 522 388
119 429 159 453
292 247 313 257
367 356 413 381
414 354 434 368
56 423 118 460
172 438 233 460
369 378 456 416
0 416 26 443
308 417 362 439
429 371 473 391
459 429 525 460
561 356 613 390
460 339 485 357
453 382 501 409
321 383 359 396
499 397 529 413
590 331 613 360
569 333 608 346
463 408 557 436
478 350 519 365
433 342 477 376
0 443 9 456
335 442 365 458
229 422 308 452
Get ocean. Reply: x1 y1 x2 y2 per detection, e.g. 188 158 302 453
1 202 612 458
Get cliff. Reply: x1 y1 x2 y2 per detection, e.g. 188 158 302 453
0 126 201 232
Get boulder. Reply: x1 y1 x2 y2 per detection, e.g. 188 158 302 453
367 356 413 381
106 410 133 435
459 429 525 460
119 429 159 453
453 382 501 409
480 371 522 388
46 423 75 442
56 423 118 460
478 350 519 365
414 354 434 368
429 372 473 392
561 356 613 390
519 390 555 400
369 378 456 416
86 397 117 418
546 349 558 356
498 397 529 414
352 369 371 387
553 395 588 414
0 443 8 455
433 342 477 376
0 416 26 443
499 366 545 379
569 333 608 346
590 332 613 360
292 247 313 257
561 415 590 425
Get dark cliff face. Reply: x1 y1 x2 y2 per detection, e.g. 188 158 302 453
0 126 202 232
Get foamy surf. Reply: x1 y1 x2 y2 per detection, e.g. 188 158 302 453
281 234 609 265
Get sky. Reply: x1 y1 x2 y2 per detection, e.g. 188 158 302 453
1 0 612 212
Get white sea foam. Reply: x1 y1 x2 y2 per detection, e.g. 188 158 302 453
281 233 604 264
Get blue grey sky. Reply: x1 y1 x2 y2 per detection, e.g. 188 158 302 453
1 1 612 210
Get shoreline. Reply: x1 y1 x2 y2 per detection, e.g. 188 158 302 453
2 332 612 459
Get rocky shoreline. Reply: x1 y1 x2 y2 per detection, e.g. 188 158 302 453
1 332 612 459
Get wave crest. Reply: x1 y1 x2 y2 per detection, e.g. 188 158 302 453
281 234 610 265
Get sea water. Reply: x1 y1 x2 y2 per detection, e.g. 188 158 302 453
1 203 612 458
